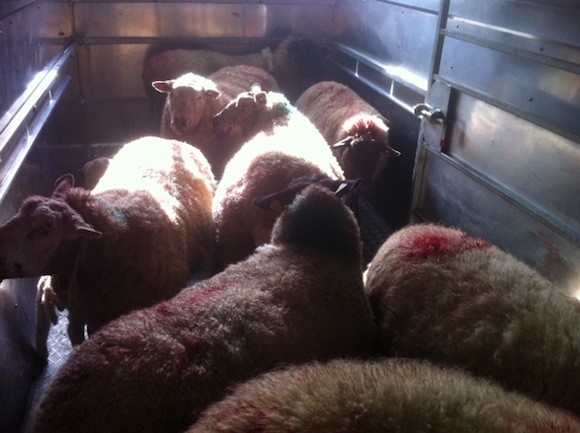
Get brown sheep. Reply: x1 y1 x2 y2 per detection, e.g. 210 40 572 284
295 80 400 192
32 183 379 433
212 89 345 269
364 223 580 415
0 136 216 347
187 359 580 433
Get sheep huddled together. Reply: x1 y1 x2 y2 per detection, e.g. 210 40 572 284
212 88 346 269
142 35 328 105
188 359 580 433
0 137 216 347
364 223 580 415
32 183 379 433
153 65 279 177
18 32 577 433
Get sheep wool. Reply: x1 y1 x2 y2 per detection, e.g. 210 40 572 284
213 89 345 269
142 35 327 105
0 136 216 346
153 65 279 178
364 223 580 415
187 359 580 433
32 184 379 433
296 80 400 191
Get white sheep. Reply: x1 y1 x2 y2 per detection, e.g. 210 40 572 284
152 65 279 177
212 88 345 269
187 359 580 433
295 80 400 192
32 183 380 433
364 223 580 415
0 136 216 347
142 35 328 109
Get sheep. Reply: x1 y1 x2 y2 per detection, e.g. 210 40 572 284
364 223 580 415
0 136 216 347
152 65 279 177
295 80 400 192
32 182 380 433
212 88 345 269
186 359 580 433
142 35 328 111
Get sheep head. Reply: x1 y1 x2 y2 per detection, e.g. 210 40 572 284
333 117 400 191
0 174 101 282
213 85 268 141
153 72 220 135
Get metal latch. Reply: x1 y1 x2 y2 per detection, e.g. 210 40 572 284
413 103 445 124
413 103 447 151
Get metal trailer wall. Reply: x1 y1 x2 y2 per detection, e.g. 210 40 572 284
0 0 579 431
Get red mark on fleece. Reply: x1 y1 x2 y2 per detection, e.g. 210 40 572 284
154 285 230 316
344 116 387 139
405 231 490 262
213 403 268 432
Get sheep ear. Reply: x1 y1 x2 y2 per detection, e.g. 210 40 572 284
205 89 220 99
333 179 361 198
254 190 295 211
255 91 268 106
333 137 354 149
152 80 173 94
68 215 102 239
383 145 401 158
52 174 75 199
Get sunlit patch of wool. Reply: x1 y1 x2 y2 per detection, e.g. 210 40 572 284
91 142 181 223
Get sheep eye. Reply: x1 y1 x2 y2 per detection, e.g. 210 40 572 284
28 221 54 239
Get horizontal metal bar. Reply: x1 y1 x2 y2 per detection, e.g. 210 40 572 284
327 56 419 116
0 76 70 203
330 42 429 94
376 0 440 14
433 73 580 145
443 28 580 74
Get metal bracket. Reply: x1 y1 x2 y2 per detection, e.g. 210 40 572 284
413 103 446 124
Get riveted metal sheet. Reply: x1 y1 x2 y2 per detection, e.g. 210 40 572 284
73 2 333 39
438 36 580 141
415 148 580 296
333 0 438 91
447 92 580 238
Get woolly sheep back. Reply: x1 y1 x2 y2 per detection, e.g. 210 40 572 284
213 90 345 269
364 223 580 415
187 359 580 433
32 184 379 433
295 80 400 191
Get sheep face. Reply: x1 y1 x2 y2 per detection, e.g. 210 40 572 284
153 74 220 135
213 88 267 140
332 134 388 191
0 176 101 281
